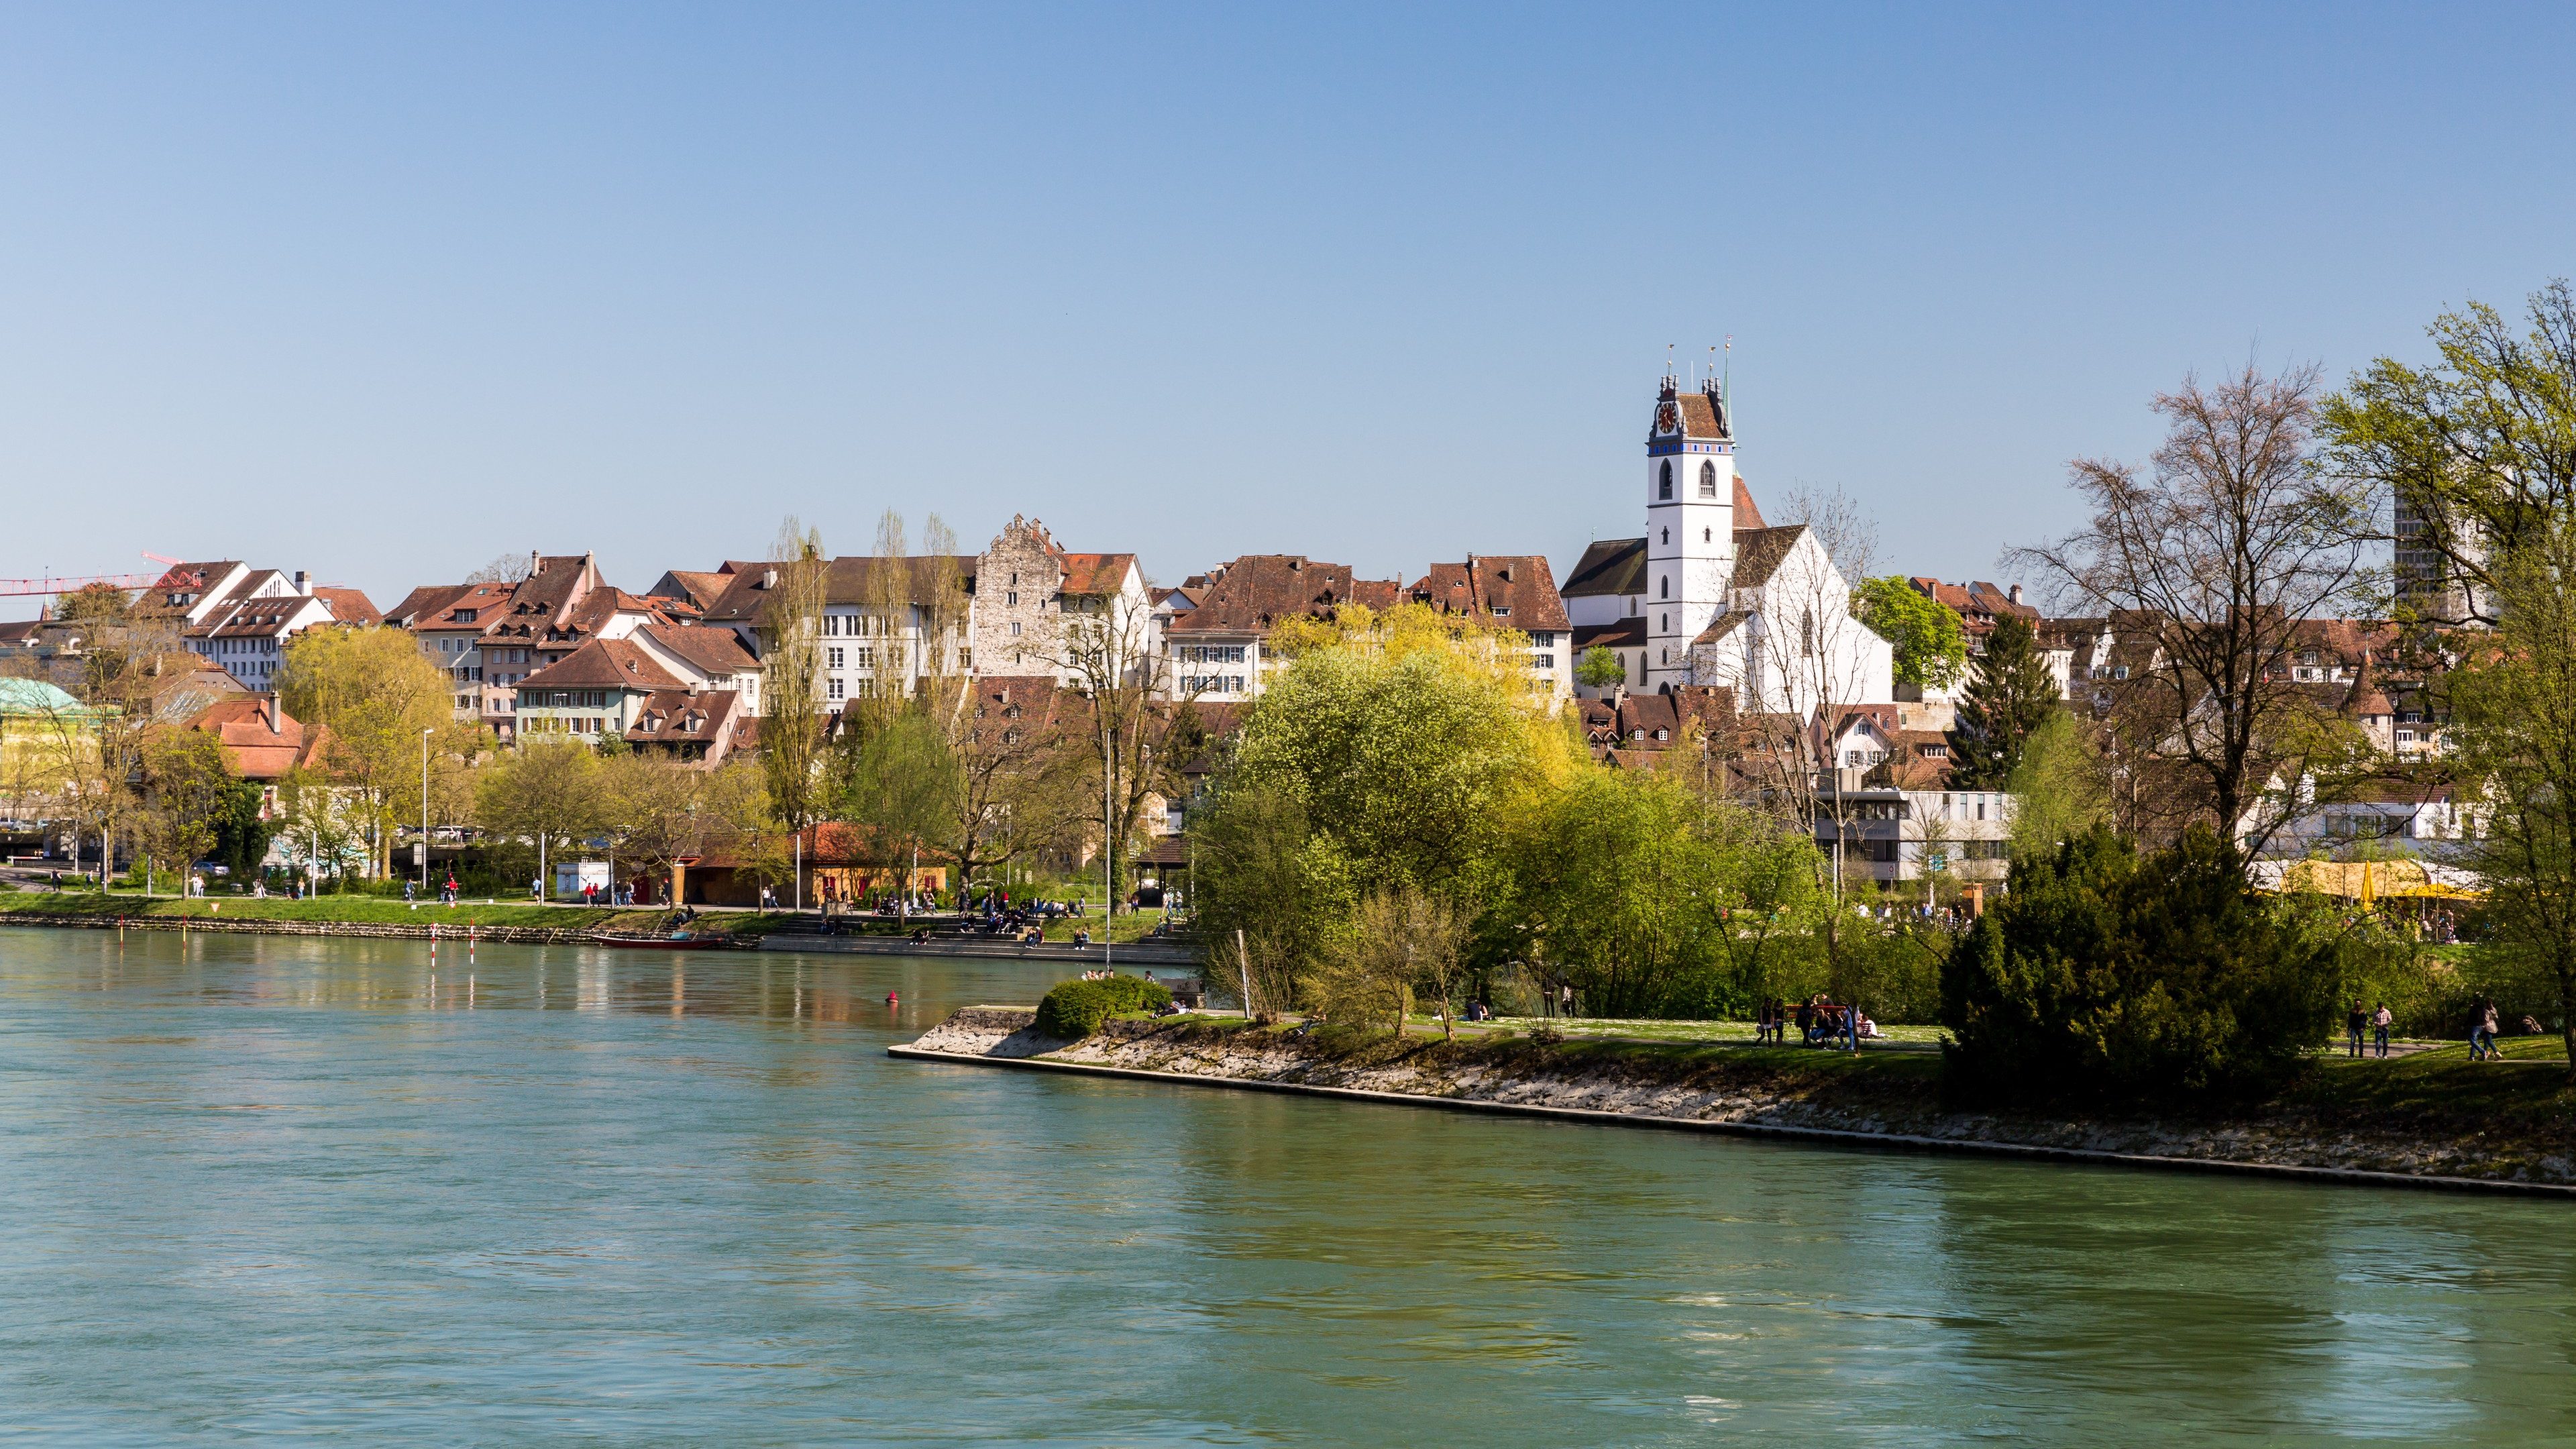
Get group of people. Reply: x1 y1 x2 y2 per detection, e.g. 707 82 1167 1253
2345 1000 2396 1058
1754 996 1880 1050
400 875 470 906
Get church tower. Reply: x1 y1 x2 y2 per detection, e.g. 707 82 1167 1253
1643 368 1736 690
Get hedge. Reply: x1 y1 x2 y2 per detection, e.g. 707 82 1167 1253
1035 975 1174 1038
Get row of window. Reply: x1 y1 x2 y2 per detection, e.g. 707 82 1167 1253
1177 645 1248 664
529 690 615 708
1656 459 1723 501
1180 674 1246 694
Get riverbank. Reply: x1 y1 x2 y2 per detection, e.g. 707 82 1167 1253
896 1008 2576 1194
0 893 780 947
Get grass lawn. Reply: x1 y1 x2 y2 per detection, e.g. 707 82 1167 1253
0 890 791 936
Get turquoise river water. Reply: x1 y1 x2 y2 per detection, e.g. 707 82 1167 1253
2 924 2573 1445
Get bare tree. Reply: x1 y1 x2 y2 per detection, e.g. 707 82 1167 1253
2014 363 2375 859
1048 574 1195 914
464 552 535 586
758 517 830 831
1725 486 1890 999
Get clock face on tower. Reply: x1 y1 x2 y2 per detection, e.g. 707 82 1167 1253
1654 402 1679 435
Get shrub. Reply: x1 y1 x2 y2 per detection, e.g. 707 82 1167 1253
1941 828 2343 1107
1034 975 1173 1038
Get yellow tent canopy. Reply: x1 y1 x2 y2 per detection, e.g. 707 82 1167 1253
2262 858 2483 902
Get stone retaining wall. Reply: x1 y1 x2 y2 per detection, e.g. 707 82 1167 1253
0 913 752 949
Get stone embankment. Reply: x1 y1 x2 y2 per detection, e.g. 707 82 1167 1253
1 912 749 949
895 1009 2576 1197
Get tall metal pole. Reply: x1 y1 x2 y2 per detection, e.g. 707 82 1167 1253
1104 725 1117 973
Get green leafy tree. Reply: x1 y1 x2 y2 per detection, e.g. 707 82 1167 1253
1941 828 2343 1106
2004 710 2112 861
1312 888 1468 1038
827 706 958 909
473 740 606 900
2318 280 2576 626
1193 634 1553 1008
1945 613 2059 788
1854 576 1967 692
1493 770 1720 1018
133 728 238 893
600 755 765 908
1701 796 1827 1014
278 624 480 877
209 778 274 878
2445 517 2576 1081
1574 645 1627 692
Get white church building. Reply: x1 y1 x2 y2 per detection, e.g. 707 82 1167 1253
1563 370 1893 718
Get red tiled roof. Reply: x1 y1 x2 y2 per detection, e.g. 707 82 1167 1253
1056 553 1138 597
1733 476 1766 529
1572 617 1646 650
1403 555 1570 632
191 696 329 781
516 637 686 692
625 688 741 747
641 621 757 676
1165 555 1395 635
312 586 380 626
385 584 470 627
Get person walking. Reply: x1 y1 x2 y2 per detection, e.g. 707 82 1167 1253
2468 999 2496 1061
2481 1000 2502 1061
2373 1003 2392 1059
2347 1000 2367 1059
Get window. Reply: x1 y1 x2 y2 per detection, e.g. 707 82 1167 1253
1699 460 1717 498
1802 609 1817 657
853 647 875 669
959 649 971 669
1703 527 1712 542
1660 576 1670 599
1658 460 1672 500
1010 622 1022 637
1230 675 1245 692
1006 591 1019 606
827 647 845 669
1492 605 1511 618
1529 632 1558 647
1534 654 1555 669
1660 613 1668 631
827 678 845 701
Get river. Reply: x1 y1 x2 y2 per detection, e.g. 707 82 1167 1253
1 925 2570 1444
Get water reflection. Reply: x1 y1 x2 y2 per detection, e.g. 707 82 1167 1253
4 925 2575 1445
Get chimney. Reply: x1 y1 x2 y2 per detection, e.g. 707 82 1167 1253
2008 584 2024 606
294 570 311 594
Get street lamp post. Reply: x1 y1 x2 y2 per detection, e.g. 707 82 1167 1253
1104 724 1117 974
420 727 433 891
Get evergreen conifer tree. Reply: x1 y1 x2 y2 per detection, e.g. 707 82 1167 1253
1945 613 2059 788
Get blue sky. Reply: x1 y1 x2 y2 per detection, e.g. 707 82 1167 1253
4 3 2572 613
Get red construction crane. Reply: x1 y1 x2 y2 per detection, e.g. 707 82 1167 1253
0 553 185 598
